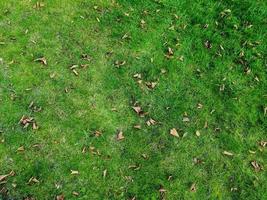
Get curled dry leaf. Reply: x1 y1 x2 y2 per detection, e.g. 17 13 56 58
195 130 201 137
28 177 39 185
56 194 64 200
133 124 141 129
165 47 174 58
170 128 179 137
146 82 157 89
72 191 79 196
223 151 234 156
133 73 141 79
190 183 197 192
114 60 126 68
182 117 190 122
17 146 25 152
81 54 92 61
33 2 45 9
70 170 79 175
140 19 146 28
19 115 38 130
0 174 9 182
146 118 156 126
132 106 142 114
94 130 102 137
204 40 212 49
259 140 267 148
34 57 47 65
197 103 203 109
159 186 167 193
117 131 125 141
103 169 107 178
251 161 263 172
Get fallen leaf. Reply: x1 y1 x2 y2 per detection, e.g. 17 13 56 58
223 151 234 156
146 82 157 89
72 191 79 196
133 73 141 79
251 161 263 172
132 106 142 114
259 140 267 148
32 122 38 130
159 186 167 193
114 60 126 68
141 154 148 159
94 130 102 137
133 124 141 129
165 47 174 58
190 183 197 192
195 130 201 137
72 69 79 76
34 57 47 65
56 194 64 200
146 118 156 126
103 169 107 178
170 128 179 137
204 40 212 49
117 131 125 141
28 177 39 184
17 146 25 152
182 117 190 122
197 103 203 109
70 170 79 175
0 174 9 182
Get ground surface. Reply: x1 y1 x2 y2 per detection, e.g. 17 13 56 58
0 0 266 199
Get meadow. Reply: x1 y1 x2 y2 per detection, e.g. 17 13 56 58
0 0 266 199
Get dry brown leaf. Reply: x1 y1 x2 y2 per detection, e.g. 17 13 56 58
132 106 142 114
70 170 79 175
17 146 25 152
34 57 47 65
33 2 45 9
182 117 190 122
146 118 156 126
114 60 126 68
146 82 157 89
141 154 148 159
165 47 174 58
56 194 64 200
117 131 125 141
259 140 267 148
190 183 197 192
251 161 263 172
159 187 167 193
72 191 79 196
140 19 146 28
204 40 212 49
94 130 102 137
197 103 203 109
133 73 141 79
72 69 79 76
223 151 234 156
28 177 39 184
195 130 201 137
133 124 141 129
103 169 107 178
32 122 38 130
0 174 9 182
170 128 179 137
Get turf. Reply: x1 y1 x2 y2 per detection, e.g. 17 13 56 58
0 0 266 199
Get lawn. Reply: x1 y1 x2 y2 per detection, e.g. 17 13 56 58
0 0 266 199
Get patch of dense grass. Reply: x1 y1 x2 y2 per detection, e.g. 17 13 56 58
0 0 266 199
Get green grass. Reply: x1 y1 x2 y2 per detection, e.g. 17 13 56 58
0 0 266 199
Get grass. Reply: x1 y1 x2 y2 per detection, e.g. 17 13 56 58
0 0 266 199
